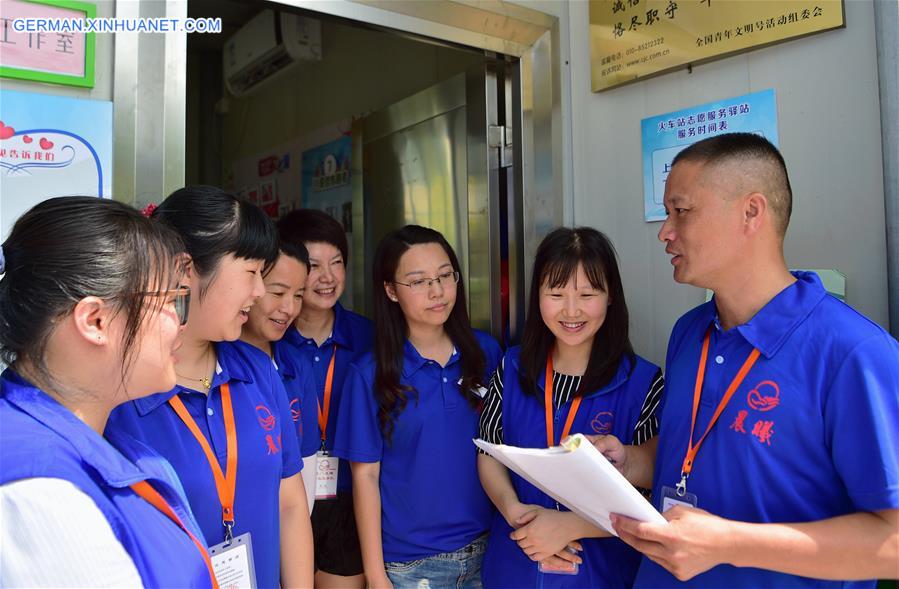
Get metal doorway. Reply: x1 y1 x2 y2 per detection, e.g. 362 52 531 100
115 0 565 343
351 63 508 337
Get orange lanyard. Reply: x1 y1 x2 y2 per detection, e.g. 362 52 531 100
677 327 760 496
130 480 220 589
316 346 338 446
168 382 238 541
544 354 583 447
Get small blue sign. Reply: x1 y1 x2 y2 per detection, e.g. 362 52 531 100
641 89 778 222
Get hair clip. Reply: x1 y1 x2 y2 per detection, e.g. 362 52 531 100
140 203 158 218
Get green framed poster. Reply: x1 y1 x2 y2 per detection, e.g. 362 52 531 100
0 0 96 88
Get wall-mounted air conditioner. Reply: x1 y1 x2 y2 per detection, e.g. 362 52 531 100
223 10 321 97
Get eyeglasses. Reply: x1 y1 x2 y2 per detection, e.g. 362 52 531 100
140 286 191 325
393 271 460 294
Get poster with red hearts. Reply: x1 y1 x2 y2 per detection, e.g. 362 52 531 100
0 89 112 241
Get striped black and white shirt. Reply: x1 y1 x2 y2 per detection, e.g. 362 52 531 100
478 358 664 449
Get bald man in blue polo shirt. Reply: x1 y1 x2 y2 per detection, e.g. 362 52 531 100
591 132 899 588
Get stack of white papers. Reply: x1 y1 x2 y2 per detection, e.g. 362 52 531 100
475 434 667 536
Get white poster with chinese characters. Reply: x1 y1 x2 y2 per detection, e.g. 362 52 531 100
0 90 112 240
640 89 778 222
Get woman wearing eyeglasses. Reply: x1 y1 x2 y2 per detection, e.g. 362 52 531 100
0 197 215 587
108 186 314 589
332 225 502 589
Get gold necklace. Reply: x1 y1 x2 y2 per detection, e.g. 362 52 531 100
176 346 214 391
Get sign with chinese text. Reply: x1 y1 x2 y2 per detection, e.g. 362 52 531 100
641 89 777 222
301 135 352 219
590 0 844 91
0 0 96 88
1 89 112 240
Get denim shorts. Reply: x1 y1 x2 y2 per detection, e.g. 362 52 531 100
385 534 487 589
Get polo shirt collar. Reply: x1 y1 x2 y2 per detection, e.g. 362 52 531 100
532 352 635 399
402 340 460 378
711 271 826 359
272 339 296 379
2 369 150 487
131 341 256 416
293 303 353 350
330 302 354 349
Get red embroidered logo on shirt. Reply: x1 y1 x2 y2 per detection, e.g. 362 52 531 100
747 380 780 412
256 404 277 431
289 398 301 422
590 411 614 435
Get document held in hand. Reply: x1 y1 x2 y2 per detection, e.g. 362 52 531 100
474 434 667 536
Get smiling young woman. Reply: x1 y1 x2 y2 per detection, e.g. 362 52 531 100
239 238 321 511
107 186 314 589
277 208 373 588
477 226 664 589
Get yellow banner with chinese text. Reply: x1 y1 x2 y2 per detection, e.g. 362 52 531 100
590 0 844 91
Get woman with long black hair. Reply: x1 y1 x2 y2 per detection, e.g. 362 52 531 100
478 227 664 589
333 225 501 589
108 186 314 588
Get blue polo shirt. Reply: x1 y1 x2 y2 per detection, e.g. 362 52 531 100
1 370 213 588
332 330 502 562
482 346 660 589
273 334 321 458
291 302 373 491
107 340 302 589
636 271 899 589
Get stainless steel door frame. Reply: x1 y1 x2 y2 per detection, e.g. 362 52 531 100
275 0 565 336
352 69 501 334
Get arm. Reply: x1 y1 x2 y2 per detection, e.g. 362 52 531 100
279 473 314 588
1 478 144 587
300 455 316 514
352 461 392 589
478 454 584 566
613 507 899 581
477 453 541 527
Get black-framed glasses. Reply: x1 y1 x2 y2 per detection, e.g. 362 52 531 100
140 286 191 325
393 271 460 294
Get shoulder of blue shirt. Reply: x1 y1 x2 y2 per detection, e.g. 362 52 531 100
500 344 659 395
333 303 374 352
669 272 897 363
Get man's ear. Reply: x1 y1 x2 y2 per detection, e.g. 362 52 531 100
743 192 768 235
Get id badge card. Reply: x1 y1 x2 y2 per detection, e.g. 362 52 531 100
209 532 257 589
537 547 580 576
661 485 698 512
315 450 338 500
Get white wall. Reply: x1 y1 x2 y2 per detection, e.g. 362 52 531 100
525 0 889 366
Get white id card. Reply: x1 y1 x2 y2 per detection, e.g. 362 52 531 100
660 485 698 512
316 451 338 500
457 378 488 398
209 532 256 589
